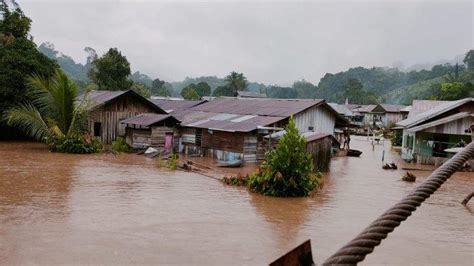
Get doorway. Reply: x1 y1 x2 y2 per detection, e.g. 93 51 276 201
165 133 173 152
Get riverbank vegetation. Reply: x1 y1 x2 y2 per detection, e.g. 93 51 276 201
4 70 102 153
247 117 321 197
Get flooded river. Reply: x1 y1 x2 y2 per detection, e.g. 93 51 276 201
0 136 472 265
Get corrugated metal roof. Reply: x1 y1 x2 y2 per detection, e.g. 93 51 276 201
353 104 377 113
151 99 206 113
263 130 331 143
329 103 354 116
77 90 165 113
303 132 332 143
190 97 324 117
379 104 408 113
172 97 341 133
185 115 285 132
407 112 472 133
120 113 179 127
397 98 473 128
78 90 127 109
408 100 449 118
345 104 362 110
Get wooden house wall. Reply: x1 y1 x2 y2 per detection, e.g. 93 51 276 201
294 105 335 134
151 126 179 150
88 95 160 144
306 137 332 172
421 116 472 135
125 128 151 147
201 130 245 153
383 113 404 128
181 127 196 144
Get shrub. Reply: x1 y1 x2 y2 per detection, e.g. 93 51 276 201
111 137 130 153
50 134 102 154
247 116 321 197
222 174 249 186
390 130 403 147
166 153 177 170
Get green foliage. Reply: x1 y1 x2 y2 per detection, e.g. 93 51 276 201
166 153 178 170
5 70 97 153
436 82 473 100
131 82 151 98
390 130 403 147
50 134 102 154
248 117 321 197
222 174 249 186
88 48 132 90
212 85 233 97
38 42 92 82
111 137 130 153
0 3 58 139
181 84 200 100
195 82 211 97
464 50 474 70
267 86 297 99
225 71 247 95
150 78 173 96
382 76 446 105
292 80 317 98
130 71 153 87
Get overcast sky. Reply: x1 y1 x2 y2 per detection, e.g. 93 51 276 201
20 0 473 85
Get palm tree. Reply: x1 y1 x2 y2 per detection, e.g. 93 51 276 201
5 70 89 142
225 71 248 95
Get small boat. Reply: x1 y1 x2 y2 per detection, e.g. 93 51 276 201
347 149 362 157
216 159 245 168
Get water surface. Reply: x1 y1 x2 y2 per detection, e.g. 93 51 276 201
0 137 472 265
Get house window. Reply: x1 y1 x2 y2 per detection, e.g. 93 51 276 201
94 122 102 137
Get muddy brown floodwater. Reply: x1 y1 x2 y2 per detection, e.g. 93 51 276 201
0 136 473 265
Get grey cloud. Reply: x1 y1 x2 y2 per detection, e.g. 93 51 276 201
21 0 473 84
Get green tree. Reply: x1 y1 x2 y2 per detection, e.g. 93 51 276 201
131 82 151 98
0 1 58 139
88 48 132 90
225 71 247 95
437 82 472 100
292 80 316 98
463 50 474 70
151 78 173 96
181 84 200 100
247 117 320 197
267 86 298 99
195 81 211 97
342 79 364 103
212 85 233 97
5 70 89 141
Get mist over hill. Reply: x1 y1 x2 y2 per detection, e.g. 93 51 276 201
37 41 472 104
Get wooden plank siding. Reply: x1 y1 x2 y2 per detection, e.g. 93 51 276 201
87 95 159 144
422 116 472 135
294 105 335 134
306 136 332 172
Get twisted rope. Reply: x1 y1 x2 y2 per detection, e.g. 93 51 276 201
323 141 474 265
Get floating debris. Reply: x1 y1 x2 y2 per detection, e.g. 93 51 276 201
402 172 416 182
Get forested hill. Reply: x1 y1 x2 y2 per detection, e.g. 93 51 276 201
37 42 472 104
